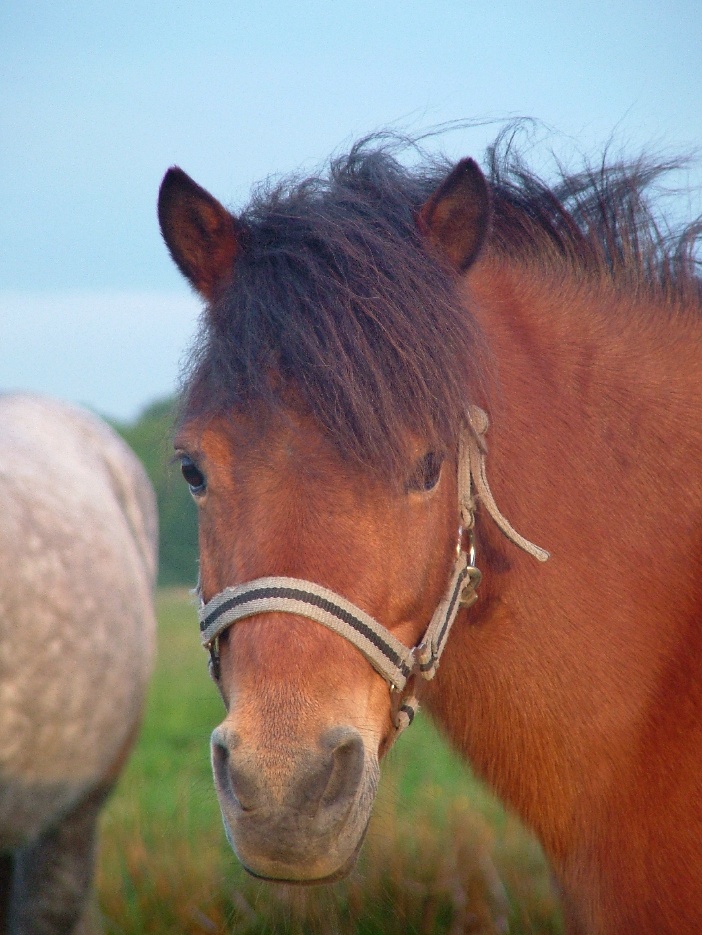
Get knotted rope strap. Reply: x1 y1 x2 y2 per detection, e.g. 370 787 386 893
462 406 550 563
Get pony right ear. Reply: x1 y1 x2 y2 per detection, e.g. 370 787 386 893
158 167 243 301
418 158 491 272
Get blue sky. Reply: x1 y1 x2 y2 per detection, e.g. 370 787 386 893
1 0 700 419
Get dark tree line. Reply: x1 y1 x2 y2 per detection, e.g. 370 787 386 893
113 397 198 586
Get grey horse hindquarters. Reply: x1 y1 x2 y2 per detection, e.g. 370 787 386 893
0 393 157 932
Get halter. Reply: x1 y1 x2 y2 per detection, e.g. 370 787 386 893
197 406 549 739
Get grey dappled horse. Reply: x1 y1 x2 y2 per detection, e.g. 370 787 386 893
0 394 157 935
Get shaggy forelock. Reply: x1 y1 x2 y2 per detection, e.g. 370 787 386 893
181 140 488 478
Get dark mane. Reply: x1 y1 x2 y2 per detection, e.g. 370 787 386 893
486 128 702 301
181 132 701 475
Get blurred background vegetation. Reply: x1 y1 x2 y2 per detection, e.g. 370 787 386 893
113 397 199 587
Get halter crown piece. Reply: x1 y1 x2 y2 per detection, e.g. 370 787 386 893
197 406 549 739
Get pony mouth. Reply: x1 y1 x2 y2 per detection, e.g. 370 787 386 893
239 829 367 886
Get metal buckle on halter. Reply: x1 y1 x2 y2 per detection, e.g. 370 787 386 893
206 640 221 680
459 565 482 609
413 641 436 677
457 528 482 609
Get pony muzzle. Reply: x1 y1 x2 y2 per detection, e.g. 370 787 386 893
210 723 379 882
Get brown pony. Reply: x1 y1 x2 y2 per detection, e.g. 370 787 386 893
158 135 702 935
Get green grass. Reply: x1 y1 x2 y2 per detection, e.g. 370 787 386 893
98 590 562 934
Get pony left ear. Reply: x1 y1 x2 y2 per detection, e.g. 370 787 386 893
418 158 492 272
158 167 243 301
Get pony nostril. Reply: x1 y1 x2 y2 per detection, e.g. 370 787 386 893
320 727 365 809
211 735 235 800
211 728 260 812
287 728 365 817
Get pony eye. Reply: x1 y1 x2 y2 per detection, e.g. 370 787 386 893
180 456 206 494
406 451 444 493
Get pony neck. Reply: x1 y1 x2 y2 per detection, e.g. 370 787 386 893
425 258 702 929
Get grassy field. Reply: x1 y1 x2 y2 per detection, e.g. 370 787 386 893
97 590 562 934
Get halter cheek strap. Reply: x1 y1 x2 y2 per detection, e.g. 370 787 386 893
197 406 549 739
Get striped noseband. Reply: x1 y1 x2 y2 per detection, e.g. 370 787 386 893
197 407 549 739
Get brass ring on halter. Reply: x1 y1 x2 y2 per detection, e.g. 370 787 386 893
467 527 477 568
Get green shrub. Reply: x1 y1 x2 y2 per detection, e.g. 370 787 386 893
113 398 199 587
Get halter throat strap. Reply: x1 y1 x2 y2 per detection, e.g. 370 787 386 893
197 406 549 737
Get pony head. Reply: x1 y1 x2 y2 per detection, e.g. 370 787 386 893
159 149 491 882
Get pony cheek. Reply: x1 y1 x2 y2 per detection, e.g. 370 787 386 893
356 674 400 761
